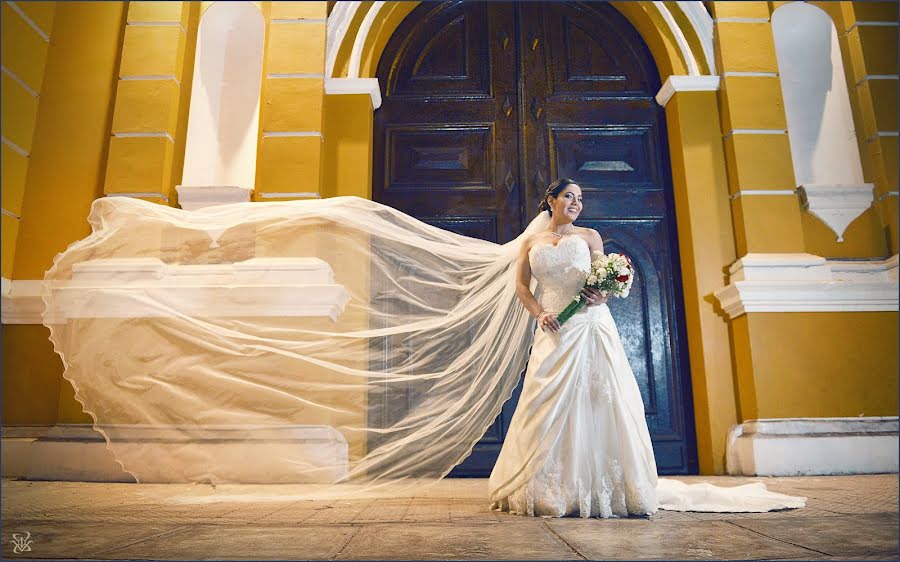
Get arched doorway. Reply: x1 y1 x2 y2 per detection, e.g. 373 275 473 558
373 1 697 475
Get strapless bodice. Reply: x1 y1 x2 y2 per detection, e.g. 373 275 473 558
529 235 591 313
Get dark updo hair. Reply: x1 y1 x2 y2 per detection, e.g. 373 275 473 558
538 178 578 216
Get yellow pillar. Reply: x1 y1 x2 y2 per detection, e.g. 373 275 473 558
710 1 805 436
256 1 328 201
658 80 739 474
103 1 197 206
323 93 374 199
3 2 126 426
1 1 56 280
711 1 806 255
832 1 899 254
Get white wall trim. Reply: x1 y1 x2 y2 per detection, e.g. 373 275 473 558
2 136 29 158
325 0 362 78
876 191 900 202
262 131 324 138
867 131 900 143
730 189 796 199
1 423 349 483
267 73 325 79
726 417 899 476
1 208 21 219
714 17 770 23
175 185 251 210
333 1 713 83
722 71 778 77
348 0 385 79
113 132 175 142
1 279 44 325
676 2 715 74
6 1 50 41
119 75 182 85
653 1 700 76
847 21 900 33
655 75 720 107
38 257 351 323
723 129 788 138
106 192 169 200
1 65 39 97
856 74 899 87
713 253 899 318
258 192 321 199
798 183 875 242
324 77 382 109
127 21 187 34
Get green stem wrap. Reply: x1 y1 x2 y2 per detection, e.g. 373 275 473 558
556 297 586 325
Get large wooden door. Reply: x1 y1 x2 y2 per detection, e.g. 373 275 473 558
374 1 698 475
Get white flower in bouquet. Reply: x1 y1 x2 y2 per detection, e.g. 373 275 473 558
556 251 635 324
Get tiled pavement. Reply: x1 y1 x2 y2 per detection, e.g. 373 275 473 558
2 474 897 560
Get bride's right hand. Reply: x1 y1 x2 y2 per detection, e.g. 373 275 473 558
538 312 561 333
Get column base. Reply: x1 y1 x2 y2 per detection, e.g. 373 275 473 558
2 424 349 483
726 417 899 476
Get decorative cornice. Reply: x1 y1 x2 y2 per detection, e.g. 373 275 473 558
714 253 898 318
655 75 721 107
798 184 875 242
1 279 44 325
324 77 381 109
48 258 352 323
4 258 353 325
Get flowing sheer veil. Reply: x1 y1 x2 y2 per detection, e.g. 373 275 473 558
42 195 552 497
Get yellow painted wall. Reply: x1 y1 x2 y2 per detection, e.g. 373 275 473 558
1 1 896 481
731 312 898 420
4 1 127 425
1 1 56 279
256 2 329 200
804 1 898 256
662 90 738 474
716 0 898 437
104 2 198 205
323 94 373 199
1 325 63 425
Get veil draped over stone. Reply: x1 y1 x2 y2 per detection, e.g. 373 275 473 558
42 195 552 497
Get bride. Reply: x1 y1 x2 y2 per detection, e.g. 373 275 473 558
489 179 805 518
42 180 805 514
488 179 658 518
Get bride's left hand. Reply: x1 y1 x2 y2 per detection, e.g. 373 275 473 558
581 287 608 307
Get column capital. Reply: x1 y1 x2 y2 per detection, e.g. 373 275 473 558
656 75 721 107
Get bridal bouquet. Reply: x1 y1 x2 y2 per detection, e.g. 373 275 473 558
556 252 635 324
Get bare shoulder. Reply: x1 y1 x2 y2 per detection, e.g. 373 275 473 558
575 226 604 254
521 232 542 253
575 226 603 243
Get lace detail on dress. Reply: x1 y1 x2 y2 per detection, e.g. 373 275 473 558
496 453 655 519
489 233 659 519
529 236 591 313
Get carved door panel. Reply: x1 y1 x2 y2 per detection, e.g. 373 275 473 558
374 1 697 476
518 2 696 473
373 1 521 244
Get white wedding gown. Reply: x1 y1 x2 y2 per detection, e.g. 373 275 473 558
488 234 806 518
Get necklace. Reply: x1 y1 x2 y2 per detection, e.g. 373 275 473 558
548 226 574 238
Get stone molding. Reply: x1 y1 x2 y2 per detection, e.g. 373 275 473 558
714 253 898 318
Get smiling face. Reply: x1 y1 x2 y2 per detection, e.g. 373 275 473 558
547 183 583 222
